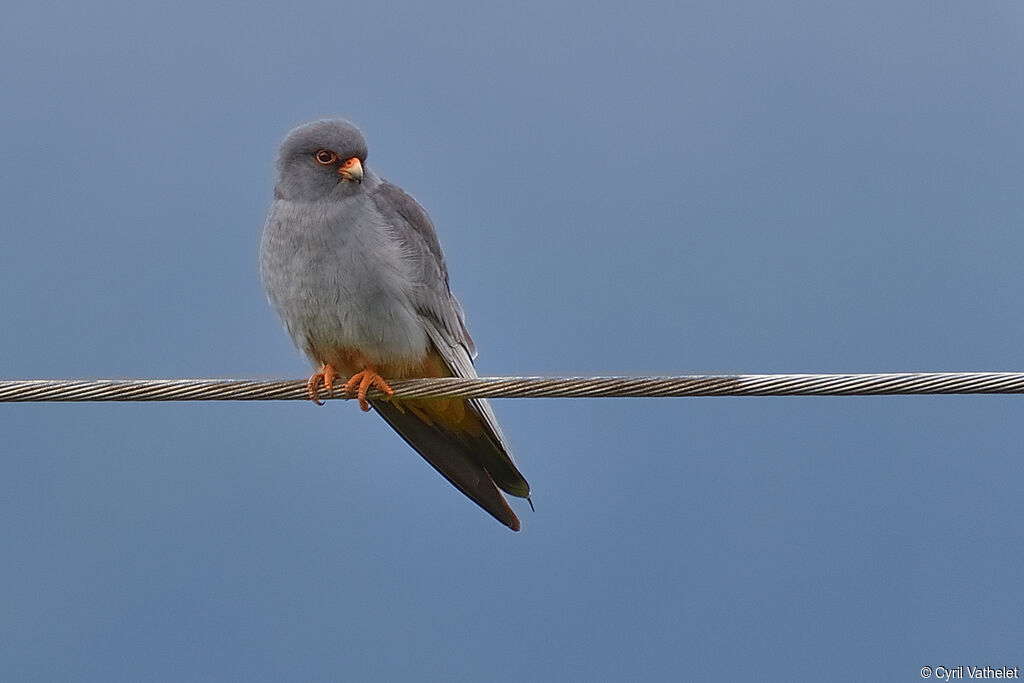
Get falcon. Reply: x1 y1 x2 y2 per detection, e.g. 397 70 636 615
260 119 531 530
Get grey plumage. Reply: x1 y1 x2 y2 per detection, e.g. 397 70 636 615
260 119 530 530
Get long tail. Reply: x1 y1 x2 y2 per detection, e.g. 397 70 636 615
372 398 524 531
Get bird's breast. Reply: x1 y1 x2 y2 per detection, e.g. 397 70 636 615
261 199 429 367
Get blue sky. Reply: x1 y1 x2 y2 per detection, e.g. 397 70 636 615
1 2 1022 681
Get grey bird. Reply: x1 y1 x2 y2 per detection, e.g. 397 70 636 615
260 119 531 530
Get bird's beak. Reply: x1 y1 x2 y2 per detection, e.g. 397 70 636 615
339 157 364 184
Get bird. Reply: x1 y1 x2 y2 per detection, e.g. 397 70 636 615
260 119 531 531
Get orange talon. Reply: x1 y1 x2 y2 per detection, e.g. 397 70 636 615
322 364 338 393
342 367 395 412
306 363 339 405
306 374 324 405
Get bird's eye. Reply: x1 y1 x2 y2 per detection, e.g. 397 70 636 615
314 149 338 165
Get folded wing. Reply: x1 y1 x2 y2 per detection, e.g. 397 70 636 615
370 181 530 530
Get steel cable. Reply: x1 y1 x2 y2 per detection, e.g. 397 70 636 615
2 372 1024 402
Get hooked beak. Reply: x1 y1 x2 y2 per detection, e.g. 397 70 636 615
338 157 364 184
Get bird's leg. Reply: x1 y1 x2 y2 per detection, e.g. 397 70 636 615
306 363 339 405
342 367 395 412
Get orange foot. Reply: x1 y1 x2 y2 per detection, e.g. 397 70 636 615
306 363 339 406
342 367 395 412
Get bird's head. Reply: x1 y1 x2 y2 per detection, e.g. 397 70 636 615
274 119 368 200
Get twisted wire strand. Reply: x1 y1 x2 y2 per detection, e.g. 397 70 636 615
1 372 1024 403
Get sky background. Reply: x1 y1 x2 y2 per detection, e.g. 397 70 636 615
1 2 1022 681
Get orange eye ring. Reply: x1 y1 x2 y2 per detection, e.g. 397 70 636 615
314 149 338 165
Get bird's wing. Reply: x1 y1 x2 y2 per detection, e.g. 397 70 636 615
371 181 475 356
369 182 530 529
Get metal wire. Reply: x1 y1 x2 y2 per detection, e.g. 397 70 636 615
1 372 1024 403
